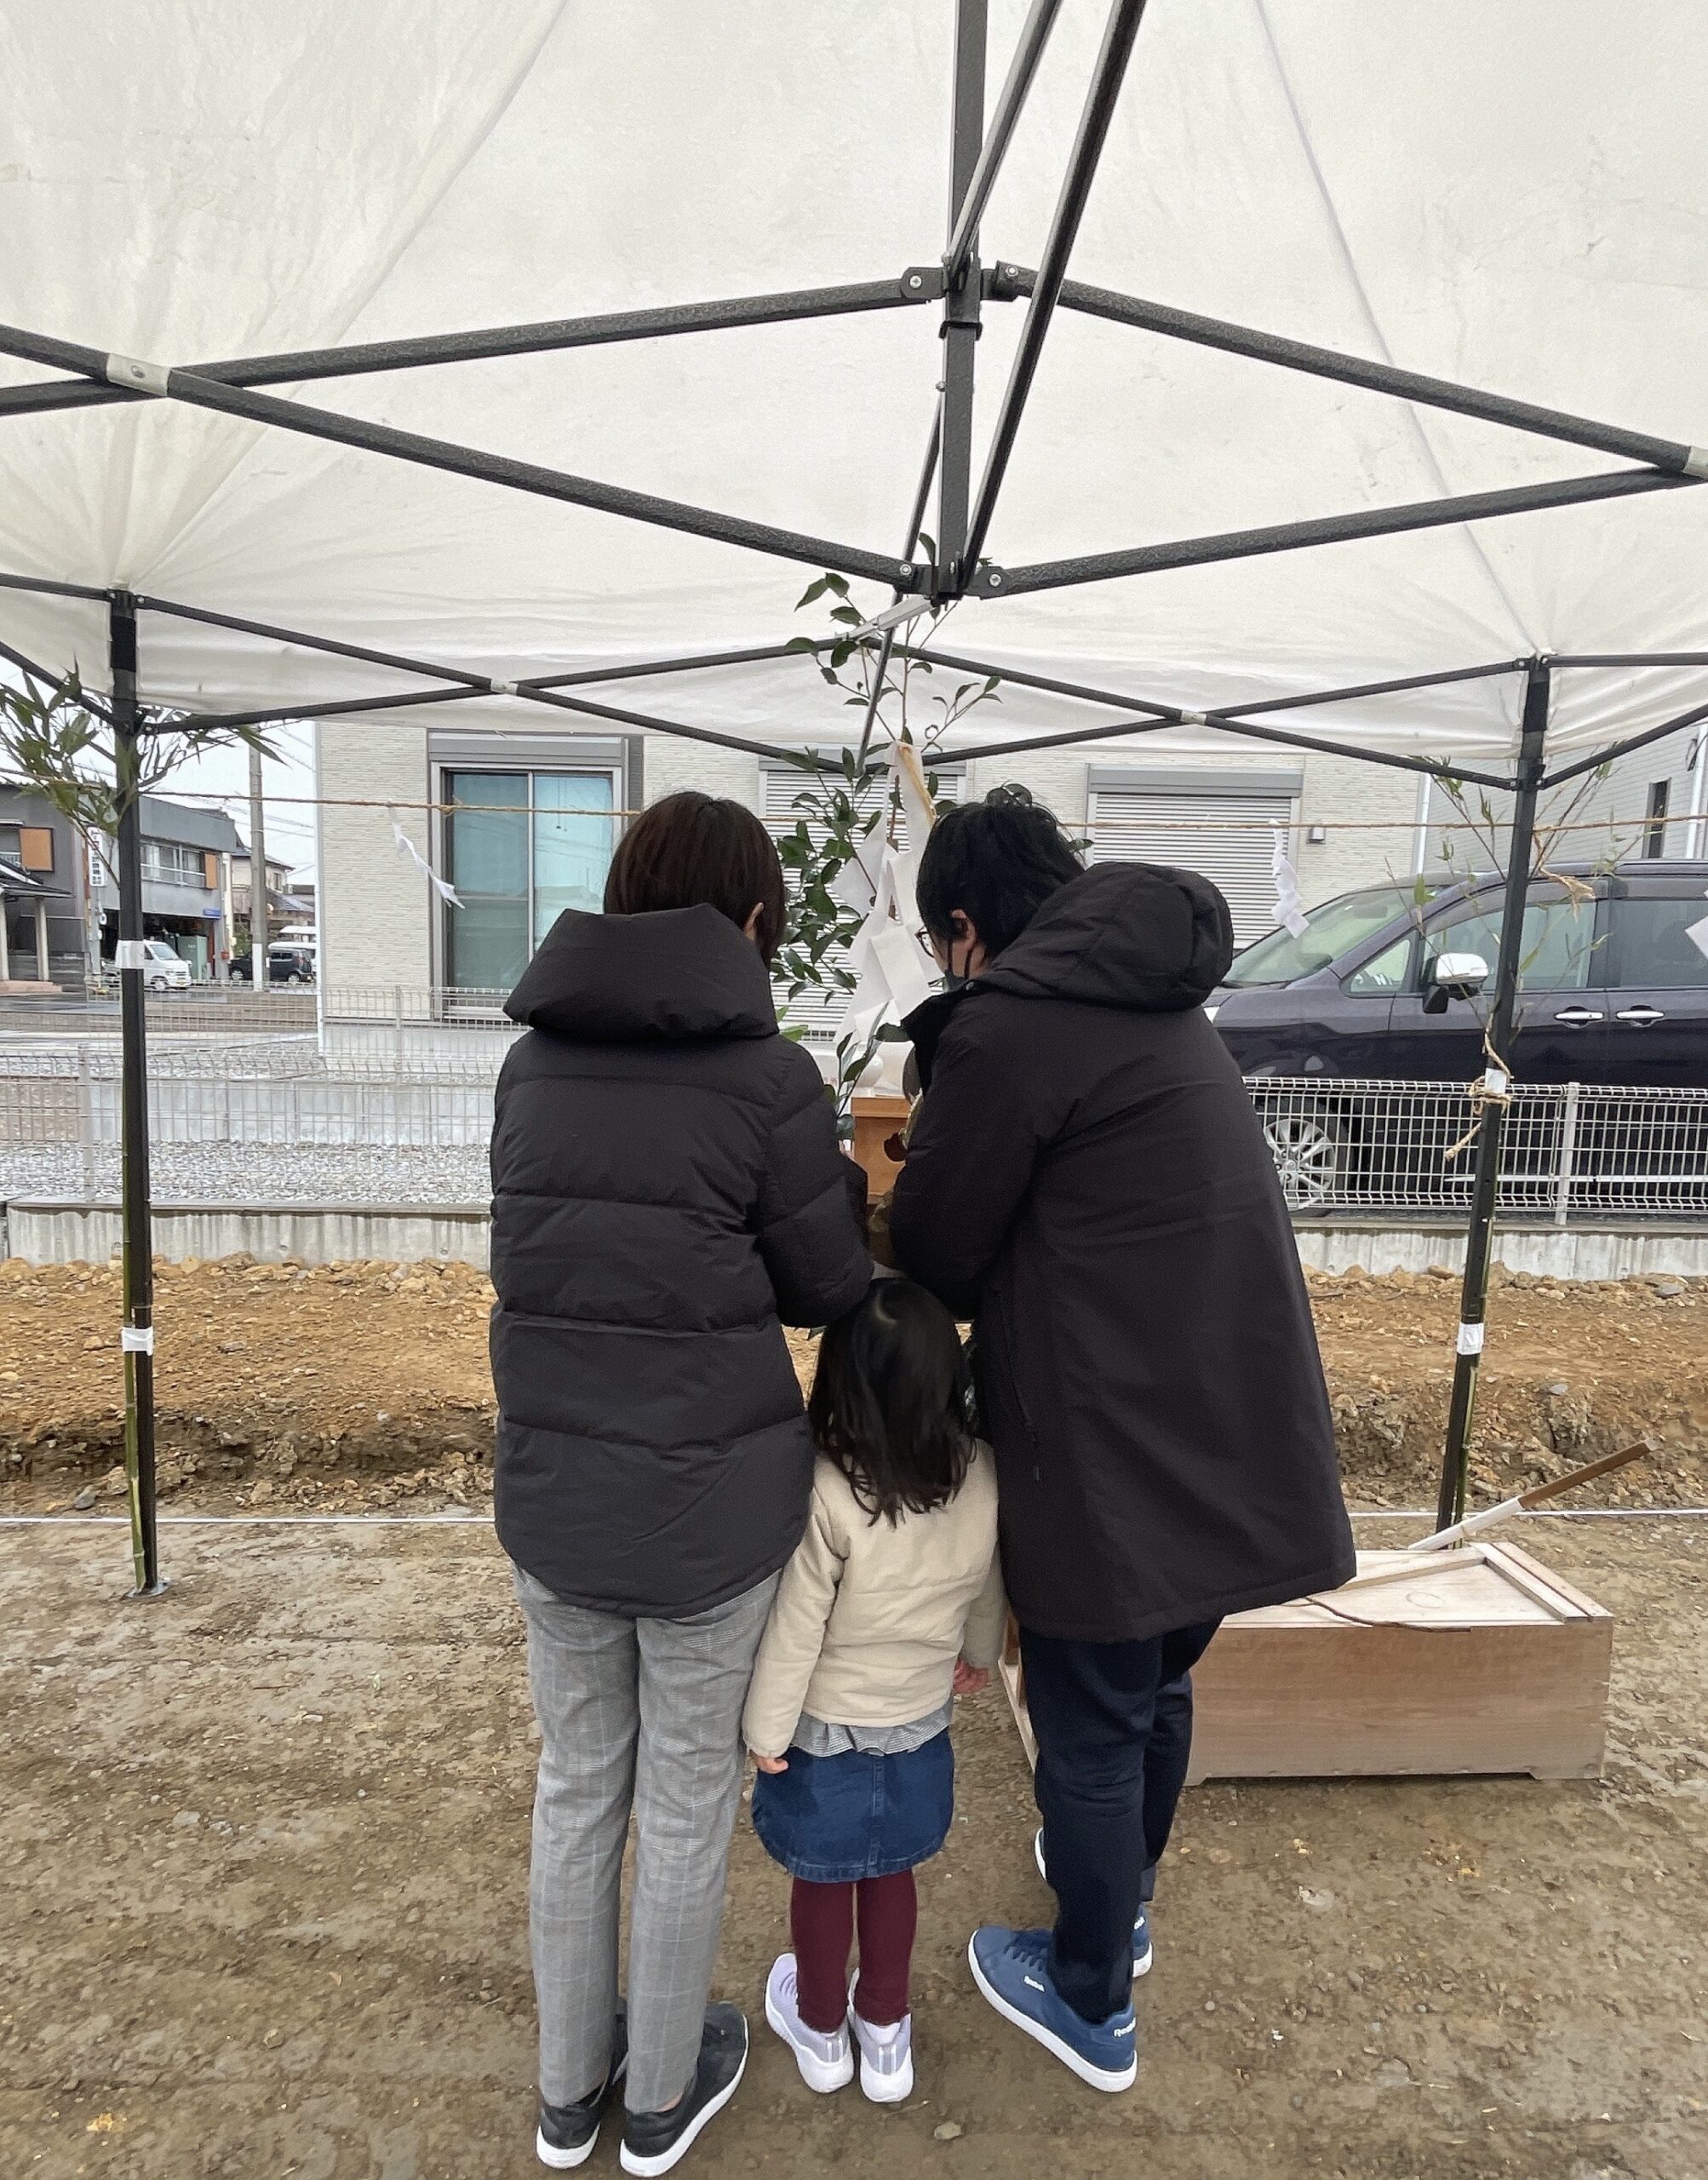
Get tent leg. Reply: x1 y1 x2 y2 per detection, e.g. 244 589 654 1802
1435 659 1550 1530
111 591 165 1601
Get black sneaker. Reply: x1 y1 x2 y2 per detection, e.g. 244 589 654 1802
536 2005 628 2170
619 2004 748 2177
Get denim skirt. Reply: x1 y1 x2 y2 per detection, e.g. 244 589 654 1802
751 1730 954 1884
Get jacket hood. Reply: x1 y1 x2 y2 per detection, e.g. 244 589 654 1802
505 904 778 1042
977 862 1233 1013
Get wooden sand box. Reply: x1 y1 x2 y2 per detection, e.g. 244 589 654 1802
1000 1540 1613 1781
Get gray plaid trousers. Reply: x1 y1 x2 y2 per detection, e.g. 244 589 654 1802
513 1565 778 2114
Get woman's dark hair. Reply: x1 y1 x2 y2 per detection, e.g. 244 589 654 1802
604 790 788 964
916 784 1083 958
809 1278 974 1526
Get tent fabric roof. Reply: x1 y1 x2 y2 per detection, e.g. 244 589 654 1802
3 0 1706 764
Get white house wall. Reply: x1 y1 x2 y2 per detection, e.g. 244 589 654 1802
316 720 433 992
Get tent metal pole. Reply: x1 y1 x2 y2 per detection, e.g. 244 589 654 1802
933 705 1515 788
977 466 1696 594
0 277 942 421
900 640 1528 720
0 324 922 591
854 401 949 768
960 0 1150 582
1215 657 1531 718
936 0 989 593
531 642 805 690
903 408 943 574
1541 697 1708 788
0 569 114 600
943 0 1065 285
992 272 1706 476
1550 651 1708 668
516 683 841 771
171 687 476 736
135 593 495 686
1435 659 1550 1531
110 591 165 1600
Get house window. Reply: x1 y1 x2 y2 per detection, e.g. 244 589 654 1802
443 769 616 991
1 823 53 873
1643 779 1671 859
140 839 206 886
1086 768 1303 944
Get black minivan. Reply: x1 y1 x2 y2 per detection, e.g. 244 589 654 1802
1211 860 1708 1090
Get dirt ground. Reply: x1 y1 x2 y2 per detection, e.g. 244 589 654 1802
3 1514 1705 2180
3 1256 1707 1517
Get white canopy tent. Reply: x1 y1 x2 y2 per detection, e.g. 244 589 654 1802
3 0 1706 1589
2 0 1707 764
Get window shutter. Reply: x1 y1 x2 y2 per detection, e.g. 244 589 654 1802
764 761 963 1043
203 851 221 890
19 826 54 873
1087 785 1297 943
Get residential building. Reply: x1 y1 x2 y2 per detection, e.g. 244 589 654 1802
315 717 1424 1020
230 839 301 946
91 795 240 981
0 782 92 990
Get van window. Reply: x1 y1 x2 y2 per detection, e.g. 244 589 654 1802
1420 893 1596 992
145 941 179 963
1346 933 1413 995
1615 896 1708 988
1224 884 1440 988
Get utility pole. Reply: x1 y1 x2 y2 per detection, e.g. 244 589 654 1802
248 740 269 991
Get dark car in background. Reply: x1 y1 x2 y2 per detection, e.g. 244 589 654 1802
230 944 317 984
1210 862 1708 1207
1212 862 1708 1087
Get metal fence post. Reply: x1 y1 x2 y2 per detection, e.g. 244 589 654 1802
1554 1081 1581 1228
393 984 404 1070
76 1041 95 1201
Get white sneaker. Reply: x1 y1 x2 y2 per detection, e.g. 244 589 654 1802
848 1985 914 2104
764 1954 854 2093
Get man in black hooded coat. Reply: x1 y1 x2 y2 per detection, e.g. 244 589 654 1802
888 791 1352 2085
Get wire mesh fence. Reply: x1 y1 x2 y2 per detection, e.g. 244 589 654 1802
3 1024 1706 1219
1248 1077 1708 1223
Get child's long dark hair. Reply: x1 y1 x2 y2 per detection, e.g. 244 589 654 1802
808 1278 974 1526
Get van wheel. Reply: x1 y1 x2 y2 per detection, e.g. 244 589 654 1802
1264 1114 1341 1208
147 974 169 992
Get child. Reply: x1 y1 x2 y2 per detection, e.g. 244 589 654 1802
742 1277 1005 2104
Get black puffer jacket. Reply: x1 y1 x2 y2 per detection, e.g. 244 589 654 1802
890 862 1353 1644
490 904 870 1617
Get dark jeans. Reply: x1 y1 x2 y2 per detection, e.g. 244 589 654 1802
1021 1618 1221 2025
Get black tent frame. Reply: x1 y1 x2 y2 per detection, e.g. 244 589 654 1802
3 0 1706 1594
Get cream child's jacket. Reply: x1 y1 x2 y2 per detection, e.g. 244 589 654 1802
742 1445 1005 1760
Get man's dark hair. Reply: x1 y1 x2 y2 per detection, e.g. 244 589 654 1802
604 790 787 964
916 785 1084 958
809 1278 975 1526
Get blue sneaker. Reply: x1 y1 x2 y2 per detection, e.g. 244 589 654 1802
967 1926 1138 2091
1033 1828 1153 1977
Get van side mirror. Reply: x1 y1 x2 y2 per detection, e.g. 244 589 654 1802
1423 949 1490 1013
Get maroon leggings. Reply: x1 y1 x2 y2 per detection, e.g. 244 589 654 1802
789 1871 917 2034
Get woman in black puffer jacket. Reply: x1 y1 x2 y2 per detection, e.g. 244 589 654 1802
491 792 869 2166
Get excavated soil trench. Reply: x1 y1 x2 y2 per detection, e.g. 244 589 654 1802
2 1255 1705 1514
